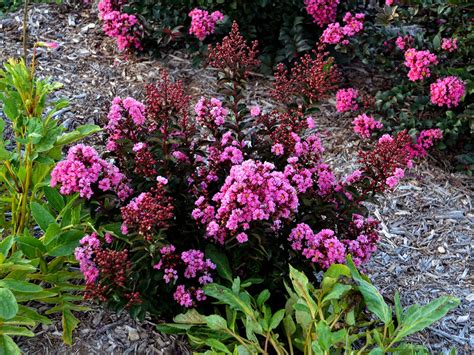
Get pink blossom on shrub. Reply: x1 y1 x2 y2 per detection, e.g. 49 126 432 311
404 48 438 81
336 88 359 112
98 0 143 51
321 23 344 44
441 38 458 52
188 8 224 41
288 224 346 269
395 35 413 50
341 13 365 37
106 96 146 151
51 144 131 200
195 97 228 127
430 76 465 108
304 0 339 27
250 105 261 117
352 114 383 138
406 129 443 158
196 160 299 243
75 233 101 284
271 143 285 156
321 12 364 45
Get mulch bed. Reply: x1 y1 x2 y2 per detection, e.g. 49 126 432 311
1 3 472 353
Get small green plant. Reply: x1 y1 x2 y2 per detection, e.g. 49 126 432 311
0 55 100 349
160 256 459 354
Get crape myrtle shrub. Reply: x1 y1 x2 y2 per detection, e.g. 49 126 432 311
328 0 473 172
52 24 440 319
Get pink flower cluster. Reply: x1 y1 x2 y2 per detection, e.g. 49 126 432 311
441 38 458 52
395 35 414 51
154 245 215 308
193 160 298 244
407 129 443 158
288 224 345 269
336 88 359 112
404 48 438 81
75 233 101 284
194 97 228 127
188 8 224 41
98 0 142 51
352 114 383 138
321 12 365 45
304 0 339 27
51 144 131 200
106 96 146 151
344 214 380 267
385 167 405 189
430 76 465 108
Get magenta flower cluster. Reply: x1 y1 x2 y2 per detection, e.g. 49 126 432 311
430 76 465 108
51 144 131 200
288 224 346 269
75 233 101 285
441 38 458 52
154 245 216 308
304 0 339 27
407 129 444 159
105 96 146 151
336 88 359 112
403 48 438 81
352 114 383 138
321 12 365 45
395 35 413 51
188 8 224 41
98 0 142 51
194 96 228 127
193 159 299 244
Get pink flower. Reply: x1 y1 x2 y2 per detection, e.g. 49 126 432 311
156 176 169 185
271 143 285 156
250 105 261 117
352 114 383 138
441 38 458 52
189 8 224 41
305 0 339 27
336 88 359 112
307 116 316 129
386 176 399 188
395 35 413 50
404 48 438 81
236 232 248 243
321 12 364 45
430 76 465 108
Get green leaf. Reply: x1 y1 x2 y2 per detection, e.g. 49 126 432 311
173 309 206 325
322 283 352 305
393 296 460 343
394 292 402 324
315 321 331 351
269 309 285 330
0 280 43 293
0 237 14 256
55 124 101 146
0 325 34 337
17 306 52 325
256 289 270 308
288 265 317 318
0 288 18 320
30 202 55 232
62 308 79 345
43 187 65 212
16 235 46 259
205 244 232 282
205 315 228 330
204 338 231 353
43 223 62 245
0 335 21 355
204 284 255 318
346 256 392 325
